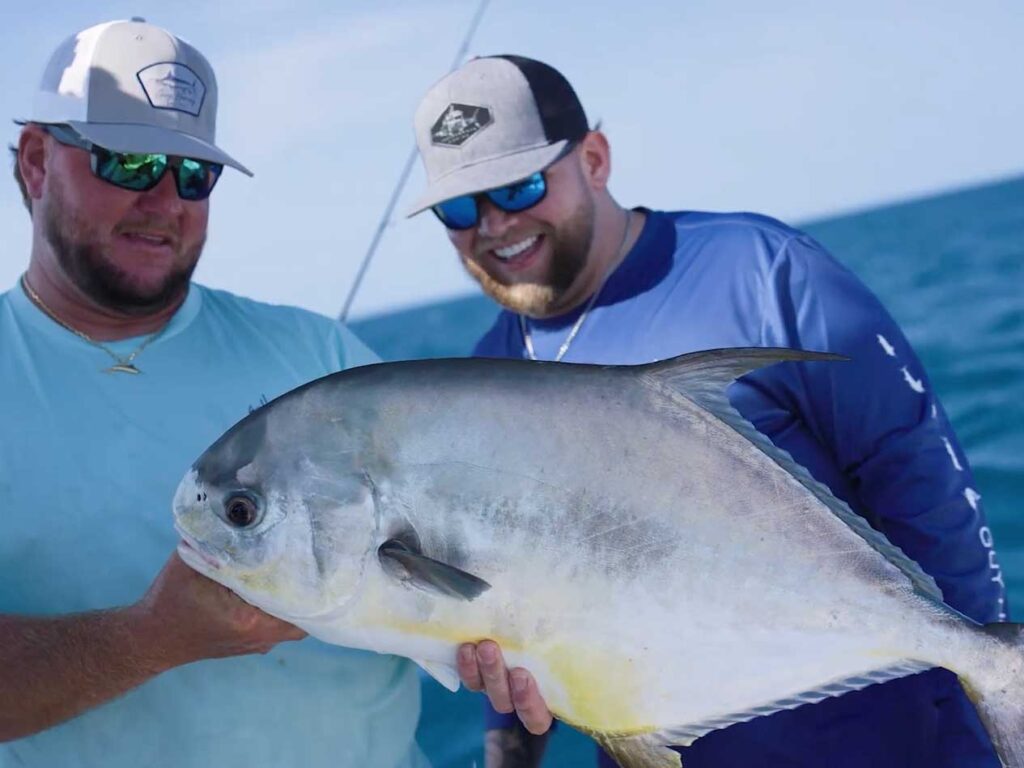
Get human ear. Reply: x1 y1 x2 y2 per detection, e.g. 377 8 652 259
18 125 48 202
577 131 611 191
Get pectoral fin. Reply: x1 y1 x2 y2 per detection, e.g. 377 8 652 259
378 538 491 601
594 732 681 768
414 658 461 692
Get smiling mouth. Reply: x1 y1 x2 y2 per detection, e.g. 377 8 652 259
490 234 543 268
120 231 175 246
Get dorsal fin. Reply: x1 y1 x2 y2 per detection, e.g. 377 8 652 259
640 347 846 399
637 347 962 616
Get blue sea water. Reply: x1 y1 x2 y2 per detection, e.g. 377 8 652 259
351 175 1024 768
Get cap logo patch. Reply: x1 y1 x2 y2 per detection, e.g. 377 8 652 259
137 62 206 116
430 103 492 147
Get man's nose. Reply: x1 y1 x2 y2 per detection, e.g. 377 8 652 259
477 198 517 238
135 169 184 214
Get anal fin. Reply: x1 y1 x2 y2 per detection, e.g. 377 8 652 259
595 660 937 767
653 659 934 748
595 732 681 768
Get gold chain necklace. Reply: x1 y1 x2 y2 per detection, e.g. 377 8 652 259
20 275 168 375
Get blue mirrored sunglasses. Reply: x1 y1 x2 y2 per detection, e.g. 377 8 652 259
43 124 223 201
431 172 548 230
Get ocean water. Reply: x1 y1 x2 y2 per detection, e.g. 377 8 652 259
351 175 1024 768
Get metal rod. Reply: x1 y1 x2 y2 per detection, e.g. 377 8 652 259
339 0 492 321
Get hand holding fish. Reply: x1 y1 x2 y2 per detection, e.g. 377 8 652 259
457 639 553 735
0 550 305 742
135 551 307 666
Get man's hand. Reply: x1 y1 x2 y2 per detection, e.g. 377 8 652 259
457 639 553 735
132 551 306 668
0 549 305 742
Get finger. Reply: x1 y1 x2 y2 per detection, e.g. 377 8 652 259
457 643 484 691
477 640 514 714
253 610 307 640
272 629 306 643
230 601 306 640
277 624 307 641
510 668 553 735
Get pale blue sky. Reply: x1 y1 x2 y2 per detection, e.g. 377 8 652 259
2 0 1021 317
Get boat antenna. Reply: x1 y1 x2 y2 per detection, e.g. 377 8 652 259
339 0 492 321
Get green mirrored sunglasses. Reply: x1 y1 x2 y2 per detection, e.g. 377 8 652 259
44 124 223 201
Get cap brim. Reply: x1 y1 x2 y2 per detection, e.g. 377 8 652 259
68 121 253 177
405 140 569 217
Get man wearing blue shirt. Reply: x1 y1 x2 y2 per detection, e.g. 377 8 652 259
406 54 1005 767
0 20 426 767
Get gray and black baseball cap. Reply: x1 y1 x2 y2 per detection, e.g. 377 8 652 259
406 55 588 216
24 18 251 176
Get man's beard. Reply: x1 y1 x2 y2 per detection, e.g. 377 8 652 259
462 196 595 318
42 185 202 316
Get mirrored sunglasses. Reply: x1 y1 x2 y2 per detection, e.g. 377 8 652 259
44 124 223 202
431 172 548 231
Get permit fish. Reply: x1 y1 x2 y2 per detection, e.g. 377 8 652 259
173 349 1024 767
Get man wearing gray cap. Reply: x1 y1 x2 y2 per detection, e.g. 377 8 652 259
0 19 426 768
407 55 1003 767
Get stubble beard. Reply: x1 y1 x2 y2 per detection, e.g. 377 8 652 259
462 195 595 318
42 182 202 316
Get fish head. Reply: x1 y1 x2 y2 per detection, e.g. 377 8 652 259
172 402 381 621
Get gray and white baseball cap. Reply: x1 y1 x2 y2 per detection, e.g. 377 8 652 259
407 55 588 216
25 18 251 176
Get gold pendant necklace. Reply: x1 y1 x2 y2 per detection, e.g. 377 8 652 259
21 275 168 375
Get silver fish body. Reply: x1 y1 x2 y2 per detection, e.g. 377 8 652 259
173 350 1024 768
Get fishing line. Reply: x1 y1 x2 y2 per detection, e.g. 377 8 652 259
339 0 492 321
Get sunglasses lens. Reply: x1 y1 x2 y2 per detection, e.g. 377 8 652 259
94 149 168 191
176 158 223 201
489 173 546 212
432 195 479 230
431 172 547 229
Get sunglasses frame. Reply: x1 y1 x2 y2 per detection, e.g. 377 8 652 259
42 123 223 201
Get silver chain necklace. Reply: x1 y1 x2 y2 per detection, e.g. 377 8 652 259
520 208 632 362
21 275 169 375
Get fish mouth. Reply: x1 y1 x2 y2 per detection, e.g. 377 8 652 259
175 528 224 572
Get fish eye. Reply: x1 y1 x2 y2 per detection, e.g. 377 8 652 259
224 494 261 529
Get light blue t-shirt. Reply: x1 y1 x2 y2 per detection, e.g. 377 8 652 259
0 282 428 768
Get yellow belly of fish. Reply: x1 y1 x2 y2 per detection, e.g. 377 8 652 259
371 609 658 734
541 643 657 734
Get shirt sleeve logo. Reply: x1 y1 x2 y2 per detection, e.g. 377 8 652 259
137 63 207 116
430 103 492 147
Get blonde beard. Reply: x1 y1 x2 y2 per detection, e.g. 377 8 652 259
460 255 563 317
458 189 595 318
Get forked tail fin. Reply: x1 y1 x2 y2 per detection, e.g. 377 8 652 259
972 623 1024 767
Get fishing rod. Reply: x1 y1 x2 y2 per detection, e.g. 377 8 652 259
338 0 491 322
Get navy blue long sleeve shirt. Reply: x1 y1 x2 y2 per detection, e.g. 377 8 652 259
474 209 1005 767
